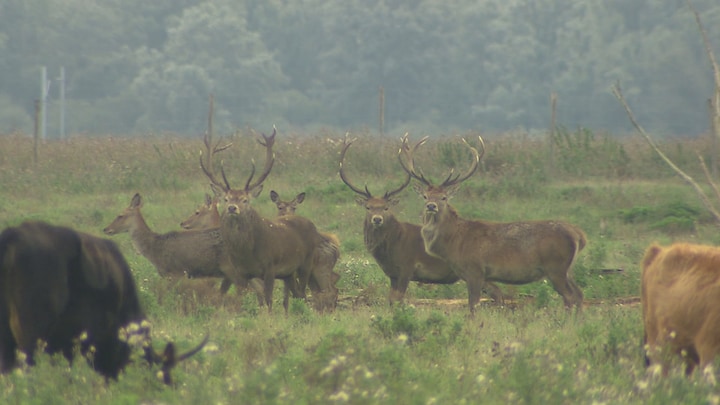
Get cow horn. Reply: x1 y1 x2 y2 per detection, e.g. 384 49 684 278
152 334 209 385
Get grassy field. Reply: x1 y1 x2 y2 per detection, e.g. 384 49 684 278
1 129 719 404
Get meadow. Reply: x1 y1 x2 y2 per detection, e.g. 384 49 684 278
1 128 719 404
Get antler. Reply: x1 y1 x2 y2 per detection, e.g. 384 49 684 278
438 136 484 188
244 126 276 192
199 130 233 191
339 133 411 199
398 134 485 189
397 133 432 186
338 133 371 198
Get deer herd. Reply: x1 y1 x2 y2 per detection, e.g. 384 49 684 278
4 127 720 381
102 129 587 316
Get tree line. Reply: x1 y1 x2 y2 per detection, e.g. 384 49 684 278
0 0 718 137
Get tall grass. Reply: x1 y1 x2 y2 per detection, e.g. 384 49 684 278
1 130 719 403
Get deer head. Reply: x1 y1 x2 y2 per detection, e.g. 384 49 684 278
104 193 144 235
270 190 306 216
398 133 484 221
202 127 276 217
180 193 221 230
339 134 411 228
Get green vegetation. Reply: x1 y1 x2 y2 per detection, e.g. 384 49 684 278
1 1 718 135
1 131 719 404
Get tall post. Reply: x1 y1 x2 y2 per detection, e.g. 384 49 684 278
33 100 40 165
549 92 557 172
59 67 65 138
40 66 47 139
378 86 385 136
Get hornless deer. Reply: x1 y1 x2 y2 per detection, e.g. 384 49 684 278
203 128 330 313
180 190 340 312
339 136 468 305
181 191 307 228
104 193 265 304
180 193 221 231
270 190 305 216
398 134 586 314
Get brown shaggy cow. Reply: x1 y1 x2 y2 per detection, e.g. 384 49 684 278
642 242 720 376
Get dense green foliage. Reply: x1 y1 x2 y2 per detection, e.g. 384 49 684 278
0 0 718 136
2 131 720 403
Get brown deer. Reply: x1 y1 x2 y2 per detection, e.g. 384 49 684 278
339 136 466 305
398 134 586 314
203 128 331 313
268 189 340 311
180 193 221 231
270 190 305 216
180 190 340 312
180 191 304 229
103 193 265 304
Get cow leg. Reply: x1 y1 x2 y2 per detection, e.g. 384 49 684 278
0 312 17 372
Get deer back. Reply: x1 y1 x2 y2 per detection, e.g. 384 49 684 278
104 193 226 279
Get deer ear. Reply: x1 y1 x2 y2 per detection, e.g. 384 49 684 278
270 190 279 202
131 193 142 208
355 197 367 207
296 192 306 204
204 193 213 205
412 183 425 196
388 198 400 207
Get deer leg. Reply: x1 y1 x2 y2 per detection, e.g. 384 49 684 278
566 277 584 309
393 274 412 305
546 272 580 309
248 278 266 306
388 278 401 305
219 277 233 295
263 271 275 312
466 279 485 316
282 280 291 316
483 282 505 305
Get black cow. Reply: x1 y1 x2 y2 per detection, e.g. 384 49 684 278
0 220 207 383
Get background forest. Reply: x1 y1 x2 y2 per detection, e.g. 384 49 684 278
0 0 719 137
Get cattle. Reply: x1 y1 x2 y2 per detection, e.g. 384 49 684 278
641 242 720 376
0 220 207 383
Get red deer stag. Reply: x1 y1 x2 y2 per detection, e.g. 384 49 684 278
641 242 720 377
339 136 465 304
203 128 328 313
0 220 207 383
398 134 585 314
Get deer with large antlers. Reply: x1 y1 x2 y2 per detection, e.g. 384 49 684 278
399 134 586 314
339 136 468 305
180 190 340 312
202 128 330 313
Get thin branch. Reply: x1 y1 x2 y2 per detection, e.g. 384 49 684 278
698 152 720 203
612 81 720 224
